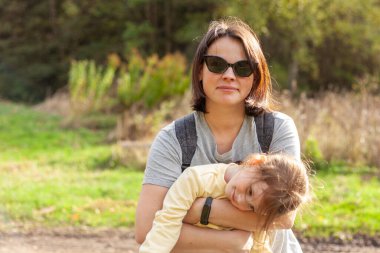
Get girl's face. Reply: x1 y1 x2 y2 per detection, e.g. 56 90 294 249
201 36 254 110
225 168 268 212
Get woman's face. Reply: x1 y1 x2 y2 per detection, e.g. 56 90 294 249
201 36 254 110
225 168 268 212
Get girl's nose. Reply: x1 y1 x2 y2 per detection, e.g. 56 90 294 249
235 192 245 204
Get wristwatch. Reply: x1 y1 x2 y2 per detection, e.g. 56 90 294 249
200 197 213 225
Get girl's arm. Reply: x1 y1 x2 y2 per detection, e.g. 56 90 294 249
135 184 253 253
184 198 295 231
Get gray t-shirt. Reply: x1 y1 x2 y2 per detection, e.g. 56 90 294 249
144 111 300 188
143 110 303 253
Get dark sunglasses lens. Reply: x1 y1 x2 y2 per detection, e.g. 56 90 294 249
205 57 227 74
234 61 253 77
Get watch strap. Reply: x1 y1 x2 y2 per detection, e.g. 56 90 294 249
200 197 213 225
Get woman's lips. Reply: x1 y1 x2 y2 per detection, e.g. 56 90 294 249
217 86 238 91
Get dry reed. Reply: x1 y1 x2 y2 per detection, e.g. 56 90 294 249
278 91 380 167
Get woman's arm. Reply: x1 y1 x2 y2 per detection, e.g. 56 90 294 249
135 184 168 244
171 224 253 253
184 198 295 231
135 184 254 253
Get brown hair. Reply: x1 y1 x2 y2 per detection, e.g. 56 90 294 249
191 17 272 116
242 154 311 232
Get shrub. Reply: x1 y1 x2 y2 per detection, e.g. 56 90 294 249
68 59 116 114
304 136 326 170
117 50 190 108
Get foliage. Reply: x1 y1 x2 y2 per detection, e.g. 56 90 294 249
227 0 380 92
1 1 379 102
68 59 116 114
123 0 226 57
0 0 127 102
303 136 326 170
66 49 189 119
117 50 190 108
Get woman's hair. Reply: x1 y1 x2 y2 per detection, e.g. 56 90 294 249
191 17 272 116
242 154 311 232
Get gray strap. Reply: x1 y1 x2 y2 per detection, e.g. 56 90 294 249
254 112 274 153
174 114 197 171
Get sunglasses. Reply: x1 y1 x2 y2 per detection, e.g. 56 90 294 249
204 55 256 77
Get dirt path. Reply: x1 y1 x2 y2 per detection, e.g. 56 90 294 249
1 228 380 253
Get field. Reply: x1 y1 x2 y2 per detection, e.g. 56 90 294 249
0 100 379 240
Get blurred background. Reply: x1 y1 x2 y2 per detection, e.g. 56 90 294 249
0 0 380 248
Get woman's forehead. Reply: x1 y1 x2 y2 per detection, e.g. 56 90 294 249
207 37 246 59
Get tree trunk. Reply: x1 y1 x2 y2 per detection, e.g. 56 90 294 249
164 0 172 53
49 0 57 34
288 56 299 94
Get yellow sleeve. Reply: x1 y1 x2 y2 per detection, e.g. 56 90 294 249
139 167 203 253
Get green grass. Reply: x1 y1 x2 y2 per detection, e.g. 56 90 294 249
295 166 380 237
1 101 379 237
0 102 143 228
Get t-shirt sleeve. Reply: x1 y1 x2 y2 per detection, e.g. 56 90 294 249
269 113 300 160
143 124 182 188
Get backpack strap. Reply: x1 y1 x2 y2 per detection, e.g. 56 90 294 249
174 113 197 172
254 112 275 153
175 112 274 172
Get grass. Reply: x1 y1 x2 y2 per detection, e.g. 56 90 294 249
0 102 143 228
1 101 379 237
296 166 380 237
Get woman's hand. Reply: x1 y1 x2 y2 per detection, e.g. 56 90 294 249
183 198 204 224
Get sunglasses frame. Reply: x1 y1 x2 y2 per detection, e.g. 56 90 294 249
203 55 257 77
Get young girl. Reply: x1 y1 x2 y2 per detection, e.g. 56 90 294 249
139 154 311 253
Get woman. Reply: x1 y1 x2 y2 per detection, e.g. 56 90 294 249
135 17 302 253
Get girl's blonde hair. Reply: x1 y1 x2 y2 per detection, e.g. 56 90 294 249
242 154 311 231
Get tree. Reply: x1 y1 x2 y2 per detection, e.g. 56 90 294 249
227 0 380 93
0 0 128 102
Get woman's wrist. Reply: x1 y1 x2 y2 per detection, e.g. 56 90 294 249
183 198 205 224
200 197 213 225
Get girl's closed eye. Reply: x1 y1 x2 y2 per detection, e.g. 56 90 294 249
248 187 254 197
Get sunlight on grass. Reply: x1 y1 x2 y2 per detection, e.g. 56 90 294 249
296 171 380 237
0 102 143 228
0 161 143 228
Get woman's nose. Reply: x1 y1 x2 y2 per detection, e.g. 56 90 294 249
222 66 236 80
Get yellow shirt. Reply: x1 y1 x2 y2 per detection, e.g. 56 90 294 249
139 163 272 253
